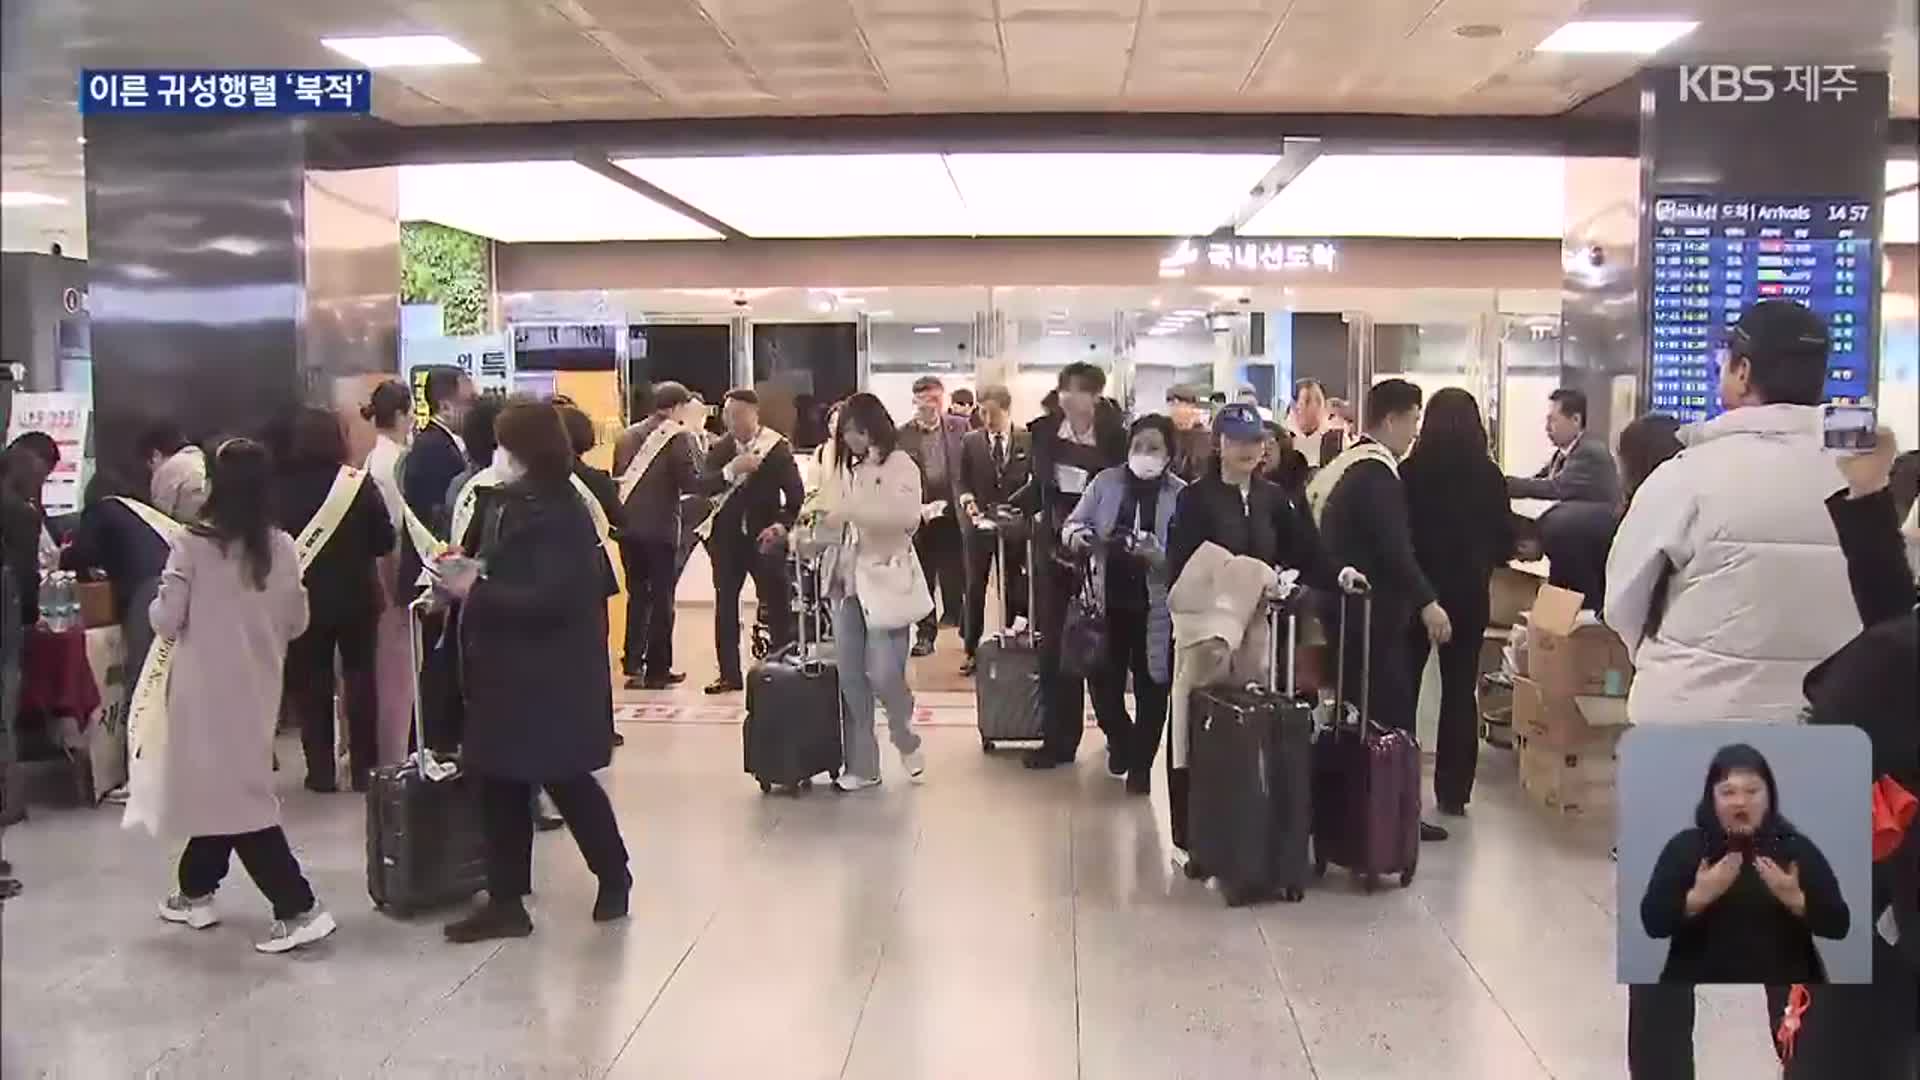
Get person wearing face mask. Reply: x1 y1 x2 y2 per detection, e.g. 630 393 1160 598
1016 362 1130 771
1059 415 1186 795
610 382 704 690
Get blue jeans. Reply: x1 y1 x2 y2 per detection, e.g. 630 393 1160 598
833 597 918 781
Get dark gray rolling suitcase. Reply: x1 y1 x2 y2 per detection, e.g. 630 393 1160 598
1184 584 1315 906
367 597 487 916
973 514 1045 752
744 545 842 794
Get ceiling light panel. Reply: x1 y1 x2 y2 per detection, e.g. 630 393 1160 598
1535 21 1698 55
943 153 1279 237
0 191 67 207
321 35 481 68
617 155 969 238
398 162 719 243
1241 154 1564 239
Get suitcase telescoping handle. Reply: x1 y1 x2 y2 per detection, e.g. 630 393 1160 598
1333 586 1374 733
788 533 825 670
405 594 452 781
1263 569 1304 696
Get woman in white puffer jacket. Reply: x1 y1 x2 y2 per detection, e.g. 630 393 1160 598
1606 301 1861 727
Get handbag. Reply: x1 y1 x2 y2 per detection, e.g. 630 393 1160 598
854 543 934 631
1060 557 1108 678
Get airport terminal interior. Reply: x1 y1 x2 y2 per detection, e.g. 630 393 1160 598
2 0 1918 1076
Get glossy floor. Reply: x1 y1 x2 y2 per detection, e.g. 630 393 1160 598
2 706 1781 1079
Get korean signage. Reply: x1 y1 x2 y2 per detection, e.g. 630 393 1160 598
79 70 371 114
404 332 514 428
1677 64 1858 105
1159 238 1338 279
6 392 91 515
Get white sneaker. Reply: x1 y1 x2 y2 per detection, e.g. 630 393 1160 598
158 892 220 930
903 749 927 784
833 773 881 792
254 907 337 954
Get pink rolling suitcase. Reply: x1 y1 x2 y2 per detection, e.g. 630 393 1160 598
1310 590 1421 892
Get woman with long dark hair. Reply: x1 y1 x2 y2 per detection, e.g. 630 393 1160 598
436 401 629 943
149 439 334 953
275 408 395 792
809 392 926 791
1398 387 1513 817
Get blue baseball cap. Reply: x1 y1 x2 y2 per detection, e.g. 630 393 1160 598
1214 403 1265 441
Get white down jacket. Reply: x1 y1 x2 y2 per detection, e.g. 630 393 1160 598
1604 404 1859 725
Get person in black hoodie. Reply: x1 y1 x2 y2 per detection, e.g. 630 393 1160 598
1780 430 1918 1079
1018 362 1129 770
697 389 804 695
1640 743 1849 986
275 408 396 793
1399 388 1514 817
60 470 172 677
1308 378 1452 842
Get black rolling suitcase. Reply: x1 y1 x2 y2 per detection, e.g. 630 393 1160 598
1184 580 1315 906
366 597 488 916
974 511 1045 751
744 544 842 794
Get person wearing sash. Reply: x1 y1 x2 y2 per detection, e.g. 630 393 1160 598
138 423 210 524
362 381 415 765
150 438 336 953
401 368 475 572
60 471 172 677
610 381 701 691
436 402 629 942
698 389 804 695
559 404 623 528
274 409 395 793
1307 378 1453 844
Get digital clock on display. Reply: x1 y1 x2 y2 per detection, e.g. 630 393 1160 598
1648 196 1874 422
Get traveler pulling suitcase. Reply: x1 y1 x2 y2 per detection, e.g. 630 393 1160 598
1311 590 1421 892
973 510 1045 752
1185 574 1315 906
744 543 843 794
366 596 488 916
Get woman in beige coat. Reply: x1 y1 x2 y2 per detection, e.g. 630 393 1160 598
147 438 335 954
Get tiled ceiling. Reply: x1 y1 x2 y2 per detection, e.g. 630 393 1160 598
4 0 1918 253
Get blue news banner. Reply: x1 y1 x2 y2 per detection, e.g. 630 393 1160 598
80 70 371 115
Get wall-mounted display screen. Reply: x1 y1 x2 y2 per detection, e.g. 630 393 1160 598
1648 195 1874 422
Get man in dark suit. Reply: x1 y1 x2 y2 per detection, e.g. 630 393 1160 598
955 384 1032 676
896 375 971 657
1506 388 1620 504
611 381 702 690
402 368 476 541
698 389 805 695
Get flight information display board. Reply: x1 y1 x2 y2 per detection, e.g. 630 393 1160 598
1648 195 1874 421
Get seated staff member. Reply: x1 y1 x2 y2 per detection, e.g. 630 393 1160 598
698 389 805 695
1017 362 1130 771
1166 404 1358 862
1506 388 1620 504
956 384 1031 675
1061 414 1185 795
1640 743 1849 985
273 408 395 794
610 382 702 691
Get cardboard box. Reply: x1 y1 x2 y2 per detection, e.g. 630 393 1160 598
1489 564 1544 629
77 581 115 630
1526 584 1632 700
1516 725 1625 814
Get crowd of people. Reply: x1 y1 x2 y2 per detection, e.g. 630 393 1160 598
0 297 1913 1075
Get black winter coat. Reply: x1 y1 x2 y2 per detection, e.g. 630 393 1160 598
274 466 396 628
459 482 618 782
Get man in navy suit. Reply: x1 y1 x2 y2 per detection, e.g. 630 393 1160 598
402 367 477 540
1506 388 1620 504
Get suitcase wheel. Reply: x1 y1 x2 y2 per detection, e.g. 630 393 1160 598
1398 867 1415 888
981 737 995 753
758 779 773 794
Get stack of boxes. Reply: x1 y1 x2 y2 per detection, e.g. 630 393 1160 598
1511 585 1633 814
1478 565 1543 751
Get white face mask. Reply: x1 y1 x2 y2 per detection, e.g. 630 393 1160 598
1127 452 1167 480
490 446 525 482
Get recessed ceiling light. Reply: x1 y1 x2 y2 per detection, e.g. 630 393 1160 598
912 326 942 335
1536 20 1698 55
0 191 66 207
1455 24 1503 39
321 34 480 68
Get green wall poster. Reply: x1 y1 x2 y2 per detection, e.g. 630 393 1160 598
400 222 490 336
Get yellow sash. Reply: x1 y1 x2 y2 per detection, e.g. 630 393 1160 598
693 427 784 542
1305 439 1400 527
446 468 610 553
617 419 686 507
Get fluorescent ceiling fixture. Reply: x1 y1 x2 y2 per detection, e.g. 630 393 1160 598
399 162 718 243
1242 154 1564 239
321 34 480 68
912 326 943 334
1 191 66 207
619 155 968 239
1536 20 1697 55
944 153 1277 236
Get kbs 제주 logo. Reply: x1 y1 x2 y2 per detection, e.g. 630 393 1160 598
1677 65 1859 104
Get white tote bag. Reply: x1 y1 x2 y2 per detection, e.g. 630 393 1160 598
854 545 934 631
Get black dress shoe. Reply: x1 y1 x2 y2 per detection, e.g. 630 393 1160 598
1023 748 1071 770
664 672 687 686
638 675 676 691
611 731 626 747
958 656 977 677
534 812 565 832
1124 771 1151 796
444 901 533 943
1105 750 1128 780
704 679 744 695
1419 821 1450 842
593 872 632 922
910 638 934 658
